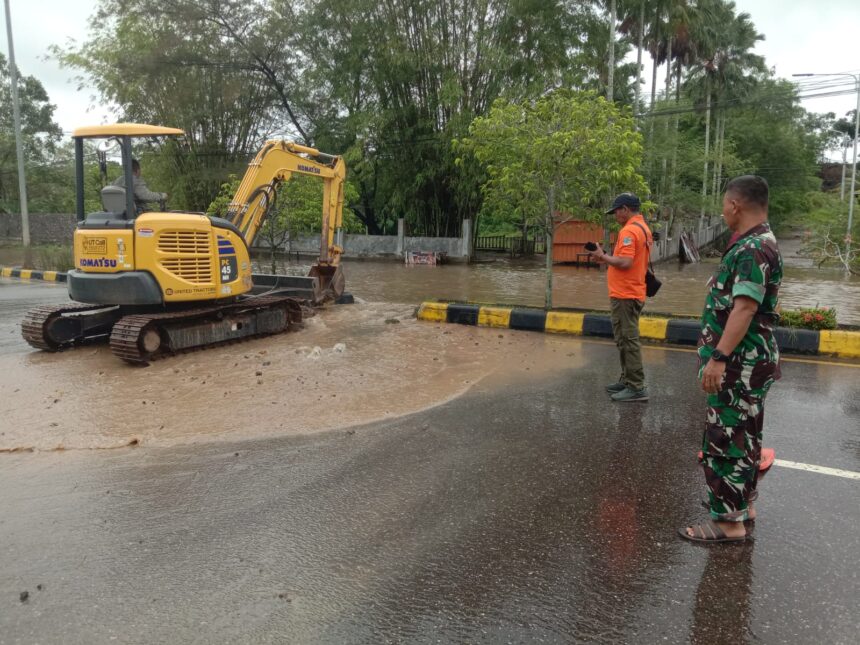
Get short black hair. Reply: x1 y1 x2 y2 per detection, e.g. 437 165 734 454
131 158 141 173
725 175 768 209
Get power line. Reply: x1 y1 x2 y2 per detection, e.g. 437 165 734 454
637 87 858 119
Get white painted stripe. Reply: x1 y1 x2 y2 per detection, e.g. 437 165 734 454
774 459 860 480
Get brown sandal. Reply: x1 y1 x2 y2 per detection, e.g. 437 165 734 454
678 520 751 543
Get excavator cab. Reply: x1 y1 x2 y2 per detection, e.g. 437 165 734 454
22 123 348 363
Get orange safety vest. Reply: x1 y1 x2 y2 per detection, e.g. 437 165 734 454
607 214 651 301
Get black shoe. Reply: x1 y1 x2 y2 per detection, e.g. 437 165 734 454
610 387 649 402
605 381 626 393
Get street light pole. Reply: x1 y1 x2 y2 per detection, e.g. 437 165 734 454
794 72 860 264
826 128 850 201
3 0 30 249
850 78 860 246
841 133 848 202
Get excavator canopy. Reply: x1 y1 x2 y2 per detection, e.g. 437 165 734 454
72 123 185 138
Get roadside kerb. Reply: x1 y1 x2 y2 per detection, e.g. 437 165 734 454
417 301 860 360
1 266 67 282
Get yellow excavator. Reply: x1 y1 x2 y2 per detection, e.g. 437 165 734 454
22 123 347 363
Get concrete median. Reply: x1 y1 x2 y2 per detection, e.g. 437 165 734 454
417 301 860 360
1 266 67 282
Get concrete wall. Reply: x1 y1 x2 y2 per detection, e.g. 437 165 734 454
0 213 471 260
255 218 473 261
0 213 76 244
0 211 722 264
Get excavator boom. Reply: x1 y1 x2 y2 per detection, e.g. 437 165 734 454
227 140 346 271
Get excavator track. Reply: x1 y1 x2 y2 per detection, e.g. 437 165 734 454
21 303 120 351
108 295 305 364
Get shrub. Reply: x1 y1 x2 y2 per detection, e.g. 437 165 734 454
27 244 74 272
778 307 837 330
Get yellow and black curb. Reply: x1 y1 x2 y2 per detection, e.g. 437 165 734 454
0 266 67 282
417 301 860 360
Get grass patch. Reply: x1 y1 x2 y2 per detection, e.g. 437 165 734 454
34 245 75 272
0 243 74 271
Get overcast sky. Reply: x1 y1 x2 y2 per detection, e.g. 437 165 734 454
3 0 860 153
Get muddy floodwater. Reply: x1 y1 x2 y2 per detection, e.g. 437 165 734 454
2 234 858 323
258 236 860 325
1 235 857 451
0 302 585 452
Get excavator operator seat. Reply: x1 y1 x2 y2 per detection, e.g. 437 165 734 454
101 185 128 217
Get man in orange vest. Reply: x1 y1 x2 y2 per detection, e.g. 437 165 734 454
587 193 652 402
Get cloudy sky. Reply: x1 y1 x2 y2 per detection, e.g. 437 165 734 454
3 0 860 154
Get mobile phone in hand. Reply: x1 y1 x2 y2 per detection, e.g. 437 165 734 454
584 241 598 252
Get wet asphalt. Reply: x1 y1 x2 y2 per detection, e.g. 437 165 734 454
1 278 860 644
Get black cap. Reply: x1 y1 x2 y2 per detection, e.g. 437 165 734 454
605 192 640 214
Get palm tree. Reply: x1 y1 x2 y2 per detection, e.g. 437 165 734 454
686 0 765 218
617 0 649 113
636 0 692 201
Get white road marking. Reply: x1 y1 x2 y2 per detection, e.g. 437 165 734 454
774 459 860 480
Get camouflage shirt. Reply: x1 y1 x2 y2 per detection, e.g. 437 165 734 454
698 222 783 389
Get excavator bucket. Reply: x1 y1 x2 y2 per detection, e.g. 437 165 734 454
308 264 345 303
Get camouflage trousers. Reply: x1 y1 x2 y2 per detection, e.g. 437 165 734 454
699 380 772 522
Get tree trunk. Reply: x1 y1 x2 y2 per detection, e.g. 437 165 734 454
545 185 555 310
669 62 681 206
634 0 644 113
647 54 659 177
650 53 658 106
711 110 721 207
660 40 672 197
607 0 616 102
670 112 679 197
700 78 712 222
716 112 727 205
664 40 672 99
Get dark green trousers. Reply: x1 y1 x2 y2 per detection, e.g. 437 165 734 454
610 298 645 391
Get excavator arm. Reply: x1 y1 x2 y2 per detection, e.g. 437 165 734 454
226 140 346 267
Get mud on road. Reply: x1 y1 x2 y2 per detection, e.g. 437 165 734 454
0 300 582 452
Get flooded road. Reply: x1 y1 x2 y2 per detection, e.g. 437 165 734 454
0 298 560 451
2 244 860 642
2 331 858 644
260 235 860 325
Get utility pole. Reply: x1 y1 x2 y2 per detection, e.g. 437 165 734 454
3 0 30 251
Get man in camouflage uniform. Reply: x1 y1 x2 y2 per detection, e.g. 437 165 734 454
680 175 782 543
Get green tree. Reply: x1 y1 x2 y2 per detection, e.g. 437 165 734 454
459 90 648 308
833 110 858 144
300 0 583 236
0 53 64 214
685 0 765 217
51 0 285 210
727 79 826 220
